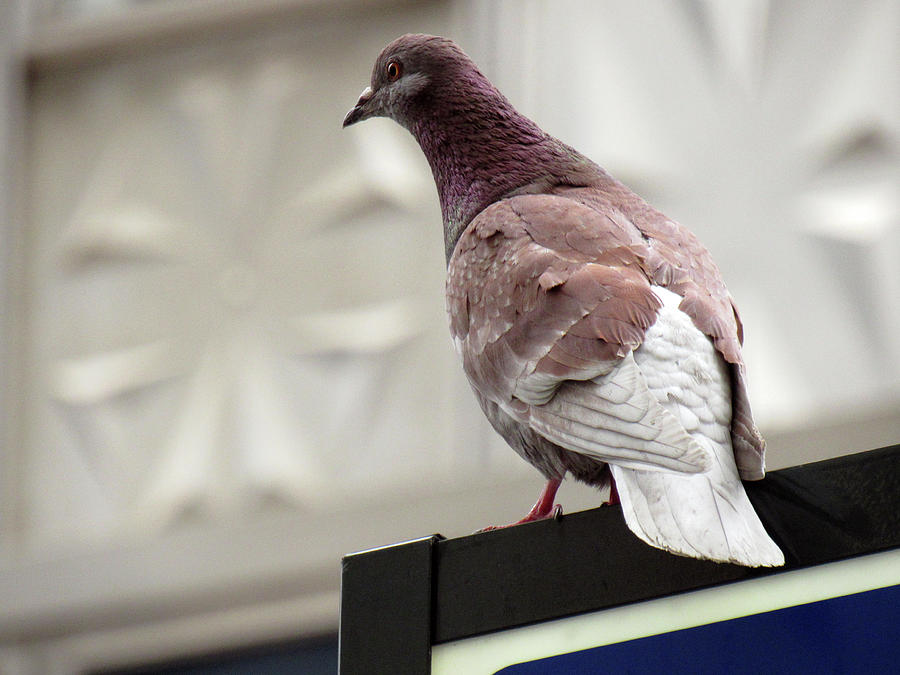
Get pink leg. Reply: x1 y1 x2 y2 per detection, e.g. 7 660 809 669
520 476 563 522
604 474 620 506
479 477 563 532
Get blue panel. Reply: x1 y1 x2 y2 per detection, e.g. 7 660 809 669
499 584 900 674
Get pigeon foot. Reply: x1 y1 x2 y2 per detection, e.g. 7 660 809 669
477 477 563 532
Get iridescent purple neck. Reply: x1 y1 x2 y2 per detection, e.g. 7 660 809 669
403 70 601 261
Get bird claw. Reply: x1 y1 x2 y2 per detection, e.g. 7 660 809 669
475 503 564 533
476 477 564 533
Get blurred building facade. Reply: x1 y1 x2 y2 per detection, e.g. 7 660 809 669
0 0 897 672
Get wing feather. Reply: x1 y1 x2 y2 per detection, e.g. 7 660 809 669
524 353 710 472
448 194 710 474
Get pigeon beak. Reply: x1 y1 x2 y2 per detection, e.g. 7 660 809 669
342 86 375 127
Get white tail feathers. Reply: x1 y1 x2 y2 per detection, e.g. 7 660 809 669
610 461 784 567
612 286 784 566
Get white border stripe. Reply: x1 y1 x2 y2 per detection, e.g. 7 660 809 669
431 548 900 674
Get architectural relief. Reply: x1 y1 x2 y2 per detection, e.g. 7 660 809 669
25 24 490 549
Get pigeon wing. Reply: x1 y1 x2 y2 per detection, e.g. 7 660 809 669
447 194 710 474
557 184 767 479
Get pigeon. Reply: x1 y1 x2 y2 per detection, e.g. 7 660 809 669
343 34 784 567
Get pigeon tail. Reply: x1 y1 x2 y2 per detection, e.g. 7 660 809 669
610 461 784 567
610 288 784 566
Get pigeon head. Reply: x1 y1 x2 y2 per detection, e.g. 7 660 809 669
344 34 602 259
342 34 466 129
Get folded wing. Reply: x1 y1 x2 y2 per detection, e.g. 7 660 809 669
447 193 710 474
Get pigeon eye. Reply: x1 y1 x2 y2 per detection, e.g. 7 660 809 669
386 60 402 81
